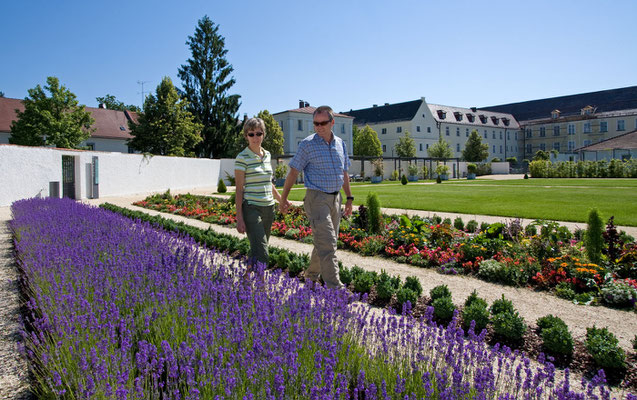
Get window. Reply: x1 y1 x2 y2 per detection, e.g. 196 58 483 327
507 132 510 140
499 132 503 140
426 143 430 149
526 143 532 154
454 112 463 121
583 139 591 146
583 122 591 133
492 132 495 139
492 145 496 153
568 124 575 135
297 120 303 130
515 132 518 140
466 128 469 137
419 143 423 151
617 120 625 131
456 143 460 152
599 121 608 132
553 126 560 136
568 141 575 151
499 145 503 153
456 127 460 136
86 143 95 151
553 142 560 151
526 128 532 138
427 127 431 133
128 146 135 154
382 144 386 152
381 128 387 135
540 127 546 137
539 143 546 151
397 126 402 133
341 124 345 134
416 126 421 132
484 130 488 139
445 127 450 136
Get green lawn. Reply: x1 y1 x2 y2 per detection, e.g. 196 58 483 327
286 178 637 226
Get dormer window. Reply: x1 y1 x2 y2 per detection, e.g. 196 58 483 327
491 116 499 125
581 105 595 116
454 111 463 121
466 114 475 122
479 115 487 124
551 109 561 119
437 110 446 119
502 118 510 126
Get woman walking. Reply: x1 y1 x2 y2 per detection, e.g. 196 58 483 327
234 117 282 268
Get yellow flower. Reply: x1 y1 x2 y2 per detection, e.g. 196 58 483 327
560 262 568 267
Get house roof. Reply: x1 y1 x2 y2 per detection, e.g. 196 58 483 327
427 103 520 129
273 105 353 118
0 97 136 140
343 99 422 125
480 86 637 122
575 129 637 152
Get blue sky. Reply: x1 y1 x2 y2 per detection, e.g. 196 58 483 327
1 0 635 118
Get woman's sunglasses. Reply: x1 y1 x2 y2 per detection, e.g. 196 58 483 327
247 132 264 137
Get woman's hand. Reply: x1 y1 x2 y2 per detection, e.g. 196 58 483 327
236 216 246 234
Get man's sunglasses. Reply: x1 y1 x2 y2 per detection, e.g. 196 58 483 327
313 119 332 127
247 132 263 137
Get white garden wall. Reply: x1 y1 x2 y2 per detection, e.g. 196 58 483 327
0 144 220 207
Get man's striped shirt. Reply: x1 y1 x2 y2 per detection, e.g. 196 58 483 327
234 147 275 206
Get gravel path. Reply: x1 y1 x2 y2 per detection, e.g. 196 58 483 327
0 206 32 399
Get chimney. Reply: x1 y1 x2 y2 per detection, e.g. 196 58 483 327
243 113 248 122
299 100 305 108
372 104 378 107
384 103 389 106
304 101 310 107
98 103 106 109
470 107 477 112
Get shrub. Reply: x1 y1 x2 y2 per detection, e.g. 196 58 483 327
555 282 576 300
217 178 227 193
430 284 452 301
453 217 464 231
492 311 527 344
490 294 514 315
350 265 365 282
274 163 288 179
480 222 490 232
491 157 501 162
339 265 353 285
536 315 567 333
442 218 452 225
366 192 382 234
524 224 537 236
432 296 456 322
600 280 637 308
375 279 396 302
585 208 604 265
353 271 376 294
436 175 442 184
390 170 400 181
228 192 236 206
403 276 423 297
464 290 488 309
524 173 528 179
401 174 408 185
396 287 418 309
542 324 574 356
287 254 307 277
461 301 490 333
466 163 477 174
632 335 637 351
477 259 505 282
466 220 478 233
585 327 626 370
431 215 442 224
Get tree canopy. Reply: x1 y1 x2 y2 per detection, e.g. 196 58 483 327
394 131 416 158
128 77 202 157
178 15 241 158
427 138 453 159
96 94 141 112
462 130 489 162
232 110 284 156
353 125 382 157
9 76 94 148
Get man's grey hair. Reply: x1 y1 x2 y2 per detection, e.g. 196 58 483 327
313 105 334 121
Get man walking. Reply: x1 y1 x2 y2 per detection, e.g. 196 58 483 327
279 105 353 289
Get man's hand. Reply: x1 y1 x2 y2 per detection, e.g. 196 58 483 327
279 198 292 214
343 200 353 218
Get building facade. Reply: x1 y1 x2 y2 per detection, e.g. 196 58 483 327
272 101 354 155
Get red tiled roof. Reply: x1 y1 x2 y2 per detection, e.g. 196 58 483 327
0 97 135 139
274 105 353 118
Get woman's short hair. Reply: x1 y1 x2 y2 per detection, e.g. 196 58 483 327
243 117 266 136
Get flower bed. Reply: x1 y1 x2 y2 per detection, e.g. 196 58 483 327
135 193 637 310
12 197 637 399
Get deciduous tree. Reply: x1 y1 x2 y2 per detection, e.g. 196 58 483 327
232 110 284 156
353 125 382 157
10 76 94 148
462 130 489 162
128 77 202 157
394 131 416 158
96 94 140 112
178 15 240 158
427 137 453 159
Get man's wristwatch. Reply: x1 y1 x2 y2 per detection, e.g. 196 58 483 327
346 196 354 201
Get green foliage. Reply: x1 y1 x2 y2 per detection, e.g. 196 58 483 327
534 150 550 161
401 174 408 185
258 110 284 156
366 192 382 234
632 335 637 351
428 138 453 159
477 259 528 286
436 175 442 184
491 157 501 162
95 94 140 112
395 131 416 158
274 163 288 179
396 287 418 308
435 163 450 176
464 290 488 308
506 157 517 164
542 324 574 356
390 169 400 181
453 217 464 231
555 282 576 300
585 208 604 265
585 327 626 370
524 173 529 179
178 15 241 158
600 280 637 308
217 179 227 193
375 279 396 302
10 76 95 148
403 276 423 297
466 163 477 174
461 301 490 333
462 130 489 162
429 284 451 301
128 77 203 156
536 315 567 333
339 265 353 285
432 297 456 322
465 220 479 233
490 294 515 315
353 271 375 294
491 311 527 344
528 159 637 178
353 125 383 157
